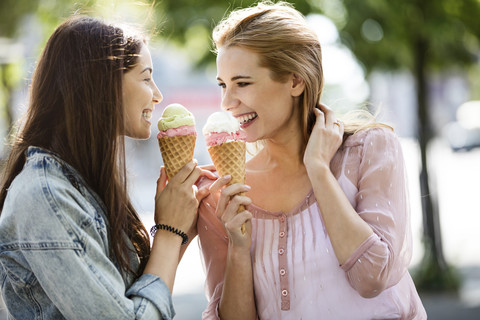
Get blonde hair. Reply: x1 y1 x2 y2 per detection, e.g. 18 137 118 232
213 1 391 152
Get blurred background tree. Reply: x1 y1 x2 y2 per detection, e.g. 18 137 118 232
2 0 480 293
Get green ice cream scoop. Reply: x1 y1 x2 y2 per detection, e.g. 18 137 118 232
158 103 195 131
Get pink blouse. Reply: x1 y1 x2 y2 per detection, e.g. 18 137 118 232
197 128 427 319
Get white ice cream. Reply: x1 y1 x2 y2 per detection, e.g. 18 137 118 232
202 112 240 135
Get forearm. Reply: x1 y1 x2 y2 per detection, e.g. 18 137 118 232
143 231 182 293
308 163 373 264
219 245 256 320
178 230 197 263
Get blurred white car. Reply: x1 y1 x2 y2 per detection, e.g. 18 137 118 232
443 101 480 152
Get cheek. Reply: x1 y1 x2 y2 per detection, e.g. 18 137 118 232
137 86 153 105
122 81 135 109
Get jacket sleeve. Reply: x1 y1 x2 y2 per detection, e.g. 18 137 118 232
340 128 413 297
15 174 175 319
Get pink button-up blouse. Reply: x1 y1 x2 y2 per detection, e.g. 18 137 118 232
197 128 427 320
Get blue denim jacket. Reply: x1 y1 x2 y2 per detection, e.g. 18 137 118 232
0 147 175 319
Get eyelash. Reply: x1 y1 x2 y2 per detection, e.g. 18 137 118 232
217 82 250 88
144 78 152 83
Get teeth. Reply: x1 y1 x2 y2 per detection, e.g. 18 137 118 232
238 113 257 125
142 111 152 120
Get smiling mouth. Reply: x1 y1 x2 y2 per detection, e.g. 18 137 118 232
142 110 152 121
237 112 258 125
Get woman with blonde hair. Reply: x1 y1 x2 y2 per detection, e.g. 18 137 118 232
198 1 426 319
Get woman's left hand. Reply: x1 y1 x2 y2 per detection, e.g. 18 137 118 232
304 104 344 172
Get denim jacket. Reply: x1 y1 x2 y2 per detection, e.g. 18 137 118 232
0 147 175 319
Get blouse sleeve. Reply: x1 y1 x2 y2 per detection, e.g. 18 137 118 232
196 177 229 319
340 128 413 297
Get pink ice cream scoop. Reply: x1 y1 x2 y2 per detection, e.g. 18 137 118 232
157 125 196 138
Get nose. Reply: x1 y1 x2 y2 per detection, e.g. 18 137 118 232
221 87 239 112
152 80 163 104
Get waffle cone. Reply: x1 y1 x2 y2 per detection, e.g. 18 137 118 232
158 134 196 180
208 141 246 213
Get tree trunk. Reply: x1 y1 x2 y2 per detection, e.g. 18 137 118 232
413 37 459 291
415 38 444 267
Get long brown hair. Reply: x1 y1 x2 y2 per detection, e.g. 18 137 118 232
0 16 150 276
213 1 391 154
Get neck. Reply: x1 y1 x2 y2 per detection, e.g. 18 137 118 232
260 131 305 172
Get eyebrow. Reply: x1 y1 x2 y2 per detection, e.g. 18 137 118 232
141 67 153 74
217 75 252 81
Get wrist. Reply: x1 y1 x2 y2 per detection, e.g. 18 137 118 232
228 242 251 258
151 229 183 247
151 224 189 245
305 160 330 177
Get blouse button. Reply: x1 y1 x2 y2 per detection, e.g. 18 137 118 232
282 289 288 296
280 268 286 276
279 231 285 238
278 248 285 255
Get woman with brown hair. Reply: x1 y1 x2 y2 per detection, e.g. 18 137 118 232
197 1 426 319
0 15 212 319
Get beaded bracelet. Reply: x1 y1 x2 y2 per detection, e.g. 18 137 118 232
150 224 189 245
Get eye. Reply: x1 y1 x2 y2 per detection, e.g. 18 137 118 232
237 82 250 87
144 78 152 83
217 82 226 89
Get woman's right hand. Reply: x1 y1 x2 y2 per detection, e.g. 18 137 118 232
209 176 253 248
154 160 211 235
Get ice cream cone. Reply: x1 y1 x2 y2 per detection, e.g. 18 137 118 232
158 134 196 180
157 103 197 180
208 140 247 233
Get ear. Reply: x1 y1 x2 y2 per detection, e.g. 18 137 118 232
290 73 305 97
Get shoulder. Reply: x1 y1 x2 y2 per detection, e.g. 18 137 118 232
343 127 400 150
4 148 65 206
2 147 105 241
12 148 81 205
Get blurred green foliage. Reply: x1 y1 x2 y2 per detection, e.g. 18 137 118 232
0 0 99 39
338 0 480 72
153 0 313 66
1 0 479 73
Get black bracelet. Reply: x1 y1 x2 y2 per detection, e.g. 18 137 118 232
150 224 189 245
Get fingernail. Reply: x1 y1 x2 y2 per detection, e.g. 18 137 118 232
224 175 231 179
245 185 251 190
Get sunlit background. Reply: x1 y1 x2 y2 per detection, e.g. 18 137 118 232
1 0 480 319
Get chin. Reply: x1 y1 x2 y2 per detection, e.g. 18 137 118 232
138 132 152 140
127 131 151 140
245 131 263 143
